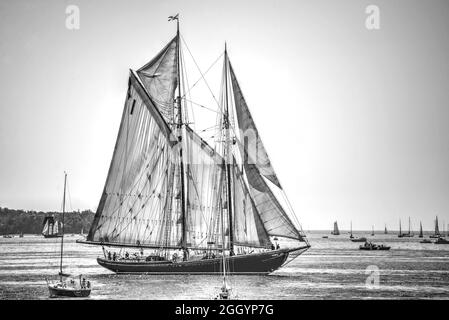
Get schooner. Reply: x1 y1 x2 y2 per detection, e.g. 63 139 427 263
78 17 309 274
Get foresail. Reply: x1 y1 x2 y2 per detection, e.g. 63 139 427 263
244 163 302 240
229 62 281 188
233 163 271 247
137 36 178 124
87 71 182 248
184 125 223 248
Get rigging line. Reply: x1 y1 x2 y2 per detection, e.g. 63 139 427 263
180 34 221 109
198 124 220 133
183 98 220 114
181 51 224 99
179 40 196 130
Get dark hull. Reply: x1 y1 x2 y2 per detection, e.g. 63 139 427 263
97 247 308 275
351 238 367 242
43 234 63 238
48 286 91 298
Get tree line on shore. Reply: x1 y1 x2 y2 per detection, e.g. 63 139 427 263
0 207 95 235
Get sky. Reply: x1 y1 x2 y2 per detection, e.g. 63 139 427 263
0 0 448 230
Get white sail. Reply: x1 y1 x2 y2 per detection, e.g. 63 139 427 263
228 63 281 188
232 163 271 247
42 220 49 235
184 125 223 248
87 71 182 247
137 36 178 124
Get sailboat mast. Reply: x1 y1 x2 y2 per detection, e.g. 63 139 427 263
59 172 67 279
175 18 188 259
223 45 235 256
408 217 411 235
220 194 227 289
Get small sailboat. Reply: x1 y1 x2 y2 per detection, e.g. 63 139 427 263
419 222 423 238
398 218 413 238
349 221 354 239
429 216 441 238
331 221 340 235
371 225 375 236
47 173 92 298
384 224 388 234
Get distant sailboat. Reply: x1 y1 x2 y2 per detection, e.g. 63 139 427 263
331 221 340 235
42 216 63 238
350 222 367 242
384 224 388 234
371 225 375 236
398 219 404 238
398 218 413 238
429 216 440 238
349 221 354 239
419 222 423 238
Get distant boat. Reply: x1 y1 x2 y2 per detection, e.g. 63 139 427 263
420 239 431 244
384 224 388 234
42 216 63 238
434 237 449 244
331 221 340 235
349 221 354 239
429 216 441 238
19 232 23 238
2 235 13 238
371 225 375 236
398 218 413 238
419 222 423 238
46 172 91 298
351 237 367 243
359 242 390 251
322 236 329 239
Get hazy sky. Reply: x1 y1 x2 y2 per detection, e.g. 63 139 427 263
1 0 448 230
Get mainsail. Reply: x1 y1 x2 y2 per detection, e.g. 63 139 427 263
85 29 307 253
87 70 181 248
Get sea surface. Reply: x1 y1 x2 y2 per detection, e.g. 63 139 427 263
1 232 448 299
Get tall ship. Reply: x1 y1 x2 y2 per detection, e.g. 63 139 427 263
331 221 340 235
78 17 309 274
42 216 62 238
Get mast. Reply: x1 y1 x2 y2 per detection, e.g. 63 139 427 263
223 44 235 256
350 221 352 237
408 217 411 235
175 17 188 260
399 219 402 235
220 192 227 290
59 172 67 279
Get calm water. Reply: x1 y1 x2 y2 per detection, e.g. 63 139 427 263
1 232 448 299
